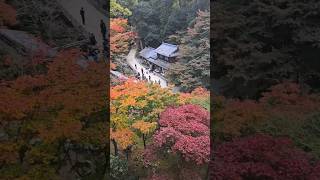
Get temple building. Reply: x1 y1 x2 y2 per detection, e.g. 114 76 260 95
139 42 178 75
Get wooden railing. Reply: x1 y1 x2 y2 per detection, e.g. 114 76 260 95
54 39 89 50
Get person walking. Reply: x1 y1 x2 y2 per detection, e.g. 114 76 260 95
149 75 151 81
135 64 137 69
89 33 97 45
80 7 85 25
141 68 144 74
100 19 107 39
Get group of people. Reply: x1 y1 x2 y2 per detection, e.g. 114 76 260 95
135 65 162 85
80 7 107 39
80 7 166 86
80 7 108 61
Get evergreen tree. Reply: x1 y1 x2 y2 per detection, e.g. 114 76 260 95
212 0 320 98
167 11 210 92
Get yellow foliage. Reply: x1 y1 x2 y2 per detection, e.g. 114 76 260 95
132 121 157 134
110 128 135 150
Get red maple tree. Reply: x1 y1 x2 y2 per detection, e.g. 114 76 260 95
210 134 319 180
152 104 210 165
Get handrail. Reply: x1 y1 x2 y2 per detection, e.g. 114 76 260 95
54 39 89 50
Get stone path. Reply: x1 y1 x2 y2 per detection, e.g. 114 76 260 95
126 48 168 88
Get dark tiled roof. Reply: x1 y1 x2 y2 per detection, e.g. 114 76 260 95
139 47 157 59
155 42 178 57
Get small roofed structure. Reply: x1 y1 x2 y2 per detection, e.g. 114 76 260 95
138 42 179 75
0 29 56 57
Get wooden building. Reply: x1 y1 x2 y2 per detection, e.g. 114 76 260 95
139 42 178 74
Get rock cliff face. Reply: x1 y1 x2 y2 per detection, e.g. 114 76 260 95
0 29 56 56
1 0 86 80
7 0 86 46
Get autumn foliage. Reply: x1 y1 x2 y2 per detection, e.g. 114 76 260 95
110 18 128 34
110 18 136 54
214 82 320 138
212 82 320 179
179 87 210 110
152 104 210 165
110 77 210 179
110 79 179 159
0 50 108 179
210 135 320 180
0 1 16 27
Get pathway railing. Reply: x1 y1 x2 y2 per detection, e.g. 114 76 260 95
54 39 89 50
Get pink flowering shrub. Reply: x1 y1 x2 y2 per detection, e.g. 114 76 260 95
151 104 210 165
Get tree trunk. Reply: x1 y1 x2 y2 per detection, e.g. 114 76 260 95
125 149 129 161
205 164 210 180
102 144 108 177
112 139 118 156
142 133 146 149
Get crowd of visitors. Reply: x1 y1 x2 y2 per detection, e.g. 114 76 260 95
79 7 108 62
79 7 166 86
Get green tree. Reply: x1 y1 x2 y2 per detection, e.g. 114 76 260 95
130 0 209 47
212 0 320 98
110 155 128 179
166 11 210 92
110 0 132 18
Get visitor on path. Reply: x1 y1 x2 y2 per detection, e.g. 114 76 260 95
135 64 137 69
141 68 144 74
80 7 85 25
149 76 151 81
100 19 107 39
89 33 97 45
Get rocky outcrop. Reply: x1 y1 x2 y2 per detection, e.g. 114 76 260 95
8 0 86 46
0 29 56 57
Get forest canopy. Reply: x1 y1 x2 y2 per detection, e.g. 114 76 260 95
130 0 210 47
212 0 320 98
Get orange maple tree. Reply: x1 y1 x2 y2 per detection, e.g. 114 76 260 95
110 79 178 156
179 87 210 110
110 18 136 54
0 49 108 178
132 120 157 149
